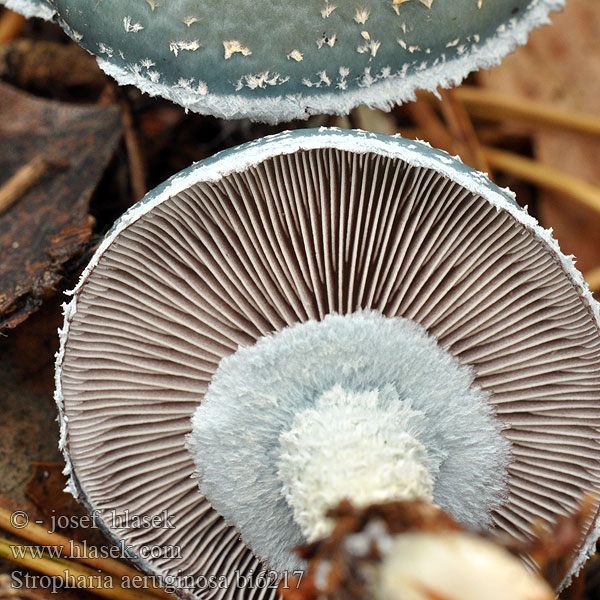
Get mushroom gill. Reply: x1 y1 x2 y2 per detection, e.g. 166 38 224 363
56 129 600 599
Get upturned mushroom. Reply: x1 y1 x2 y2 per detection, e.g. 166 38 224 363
56 128 600 599
2 0 565 123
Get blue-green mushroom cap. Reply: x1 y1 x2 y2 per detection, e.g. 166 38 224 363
6 0 565 123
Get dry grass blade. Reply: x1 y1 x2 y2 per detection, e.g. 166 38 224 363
483 146 600 218
438 89 491 175
0 508 171 599
404 100 455 154
453 86 600 138
404 94 490 174
120 96 147 202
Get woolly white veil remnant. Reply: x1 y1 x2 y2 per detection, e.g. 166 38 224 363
188 311 512 572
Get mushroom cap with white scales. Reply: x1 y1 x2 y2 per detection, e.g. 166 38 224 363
2 0 565 123
55 128 600 599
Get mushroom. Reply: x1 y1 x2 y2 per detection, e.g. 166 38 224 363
0 0 54 20
13 0 564 123
56 128 600 599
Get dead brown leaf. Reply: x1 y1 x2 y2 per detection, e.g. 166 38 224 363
0 40 106 97
0 82 122 328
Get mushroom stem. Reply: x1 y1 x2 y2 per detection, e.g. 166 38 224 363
374 532 555 600
277 385 434 542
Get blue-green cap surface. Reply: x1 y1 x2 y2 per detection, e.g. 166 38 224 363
4 0 565 123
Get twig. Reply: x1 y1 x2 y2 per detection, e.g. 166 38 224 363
475 127 531 148
0 155 67 216
404 96 490 174
585 266 600 294
0 9 25 44
434 86 600 138
120 96 147 202
0 508 170 599
0 538 159 600
483 146 600 217
404 99 455 154
438 89 491 176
